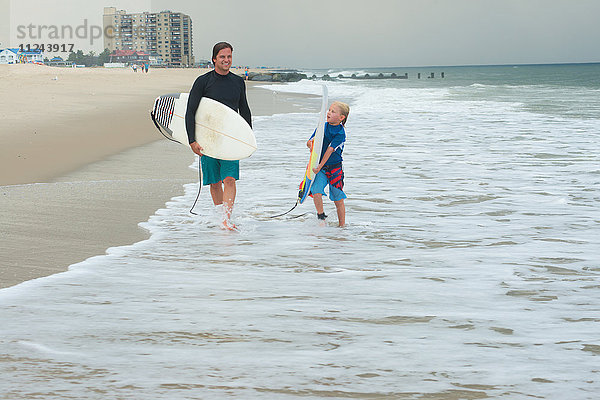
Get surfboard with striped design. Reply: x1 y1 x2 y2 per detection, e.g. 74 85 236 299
151 93 257 161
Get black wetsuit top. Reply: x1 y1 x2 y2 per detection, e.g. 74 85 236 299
185 70 252 144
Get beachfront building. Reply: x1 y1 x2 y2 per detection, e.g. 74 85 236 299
103 7 194 67
0 48 19 64
108 49 150 64
0 48 44 64
19 49 44 63
46 56 73 67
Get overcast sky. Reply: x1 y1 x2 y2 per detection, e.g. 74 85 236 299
3 0 600 68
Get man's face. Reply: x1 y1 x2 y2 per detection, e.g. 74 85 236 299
214 47 232 75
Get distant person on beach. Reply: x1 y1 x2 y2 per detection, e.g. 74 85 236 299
185 42 252 230
244 67 249 80
144 63 149 73
306 101 349 227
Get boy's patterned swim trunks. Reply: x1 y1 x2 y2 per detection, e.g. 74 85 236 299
323 162 344 190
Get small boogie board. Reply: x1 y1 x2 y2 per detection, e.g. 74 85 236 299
298 85 328 204
151 93 257 160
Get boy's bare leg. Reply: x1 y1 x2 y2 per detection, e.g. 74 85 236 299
312 193 324 215
334 199 345 227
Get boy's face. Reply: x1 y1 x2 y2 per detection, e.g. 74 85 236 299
327 105 345 125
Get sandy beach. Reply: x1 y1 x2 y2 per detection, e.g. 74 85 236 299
0 63 319 289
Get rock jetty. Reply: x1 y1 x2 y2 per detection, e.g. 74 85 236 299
244 71 443 82
247 71 307 82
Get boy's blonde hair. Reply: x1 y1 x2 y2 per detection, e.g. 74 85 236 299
332 101 350 125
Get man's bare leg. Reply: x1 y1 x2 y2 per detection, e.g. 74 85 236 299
221 177 237 230
209 181 223 206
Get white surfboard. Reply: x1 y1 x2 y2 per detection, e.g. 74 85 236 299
151 93 257 160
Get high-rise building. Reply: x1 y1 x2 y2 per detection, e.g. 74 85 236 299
103 7 194 67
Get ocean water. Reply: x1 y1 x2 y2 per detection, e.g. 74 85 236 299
1 64 600 399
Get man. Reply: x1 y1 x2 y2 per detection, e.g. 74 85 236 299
185 42 252 230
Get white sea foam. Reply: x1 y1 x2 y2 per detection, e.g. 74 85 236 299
2 67 600 399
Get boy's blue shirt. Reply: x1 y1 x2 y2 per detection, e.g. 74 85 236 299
309 122 346 166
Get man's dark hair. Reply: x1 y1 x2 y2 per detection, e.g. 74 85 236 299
212 42 233 62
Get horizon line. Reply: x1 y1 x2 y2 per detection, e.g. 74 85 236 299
299 61 600 70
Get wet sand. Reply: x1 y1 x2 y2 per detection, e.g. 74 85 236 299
0 64 319 288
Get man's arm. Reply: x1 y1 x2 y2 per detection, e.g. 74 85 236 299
186 77 206 143
238 80 252 128
186 76 206 155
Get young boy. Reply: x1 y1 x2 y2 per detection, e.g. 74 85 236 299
306 101 350 227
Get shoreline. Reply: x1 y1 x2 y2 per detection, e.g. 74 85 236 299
0 64 319 289
0 63 317 186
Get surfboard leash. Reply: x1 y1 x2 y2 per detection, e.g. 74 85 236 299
150 110 180 144
269 200 299 218
189 159 203 215
269 201 312 219
288 212 311 219
149 109 201 214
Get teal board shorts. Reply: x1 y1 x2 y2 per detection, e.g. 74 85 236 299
201 155 239 185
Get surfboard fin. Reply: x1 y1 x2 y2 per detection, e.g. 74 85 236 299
297 188 305 201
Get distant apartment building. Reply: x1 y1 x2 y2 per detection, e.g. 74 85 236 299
103 7 194 67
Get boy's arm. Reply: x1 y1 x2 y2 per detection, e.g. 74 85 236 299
306 129 316 149
313 146 334 174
